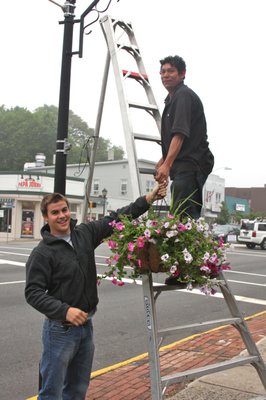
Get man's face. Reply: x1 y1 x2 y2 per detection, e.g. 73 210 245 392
44 200 71 236
160 63 186 94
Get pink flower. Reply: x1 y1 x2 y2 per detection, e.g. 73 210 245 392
127 242 134 252
113 254 120 262
178 223 187 231
115 222 125 231
105 257 112 266
137 259 142 267
111 277 118 285
127 254 132 260
117 281 125 286
108 240 118 249
136 236 145 248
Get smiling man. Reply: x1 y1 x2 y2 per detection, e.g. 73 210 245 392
25 186 166 400
155 55 214 220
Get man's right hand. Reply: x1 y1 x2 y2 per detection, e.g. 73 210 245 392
65 307 89 326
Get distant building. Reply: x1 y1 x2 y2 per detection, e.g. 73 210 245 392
225 195 250 215
225 186 266 215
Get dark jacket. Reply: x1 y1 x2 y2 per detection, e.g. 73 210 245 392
25 196 150 320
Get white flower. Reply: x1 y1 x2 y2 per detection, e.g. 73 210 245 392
185 222 192 230
183 248 193 264
203 252 210 262
144 229 151 238
166 230 178 238
200 266 211 273
170 265 177 274
161 253 169 261
163 222 170 228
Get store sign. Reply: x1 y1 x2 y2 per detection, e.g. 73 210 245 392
18 177 42 190
235 204 245 212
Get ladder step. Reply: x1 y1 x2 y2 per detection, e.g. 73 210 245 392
161 355 259 385
134 132 161 143
158 317 242 337
128 101 158 111
123 69 148 82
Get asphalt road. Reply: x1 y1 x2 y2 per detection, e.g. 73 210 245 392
0 240 266 400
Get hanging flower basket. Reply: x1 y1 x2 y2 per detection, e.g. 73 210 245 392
136 242 167 273
102 209 231 294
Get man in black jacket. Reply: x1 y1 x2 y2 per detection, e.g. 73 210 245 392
25 185 166 400
155 55 214 219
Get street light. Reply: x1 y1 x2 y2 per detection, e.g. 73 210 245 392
102 188 107 215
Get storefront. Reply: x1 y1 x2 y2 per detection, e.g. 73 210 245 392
0 172 85 242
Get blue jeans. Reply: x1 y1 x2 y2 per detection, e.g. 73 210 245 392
170 170 207 220
38 318 95 400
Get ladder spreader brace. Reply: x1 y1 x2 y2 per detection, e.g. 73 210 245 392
98 14 266 400
142 270 266 399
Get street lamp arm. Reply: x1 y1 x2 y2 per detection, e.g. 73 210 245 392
78 0 120 57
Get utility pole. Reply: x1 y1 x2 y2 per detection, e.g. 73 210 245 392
49 0 119 195
54 0 76 194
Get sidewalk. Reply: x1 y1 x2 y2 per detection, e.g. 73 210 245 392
85 311 266 400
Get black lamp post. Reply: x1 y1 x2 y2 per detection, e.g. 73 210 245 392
102 188 107 215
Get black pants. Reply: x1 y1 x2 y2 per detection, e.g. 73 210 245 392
170 170 207 220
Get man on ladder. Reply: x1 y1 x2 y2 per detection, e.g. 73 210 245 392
155 55 214 220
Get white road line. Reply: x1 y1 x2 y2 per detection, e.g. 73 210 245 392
0 251 30 257
0 280 25 285
0 259 25 267
226 270 266 277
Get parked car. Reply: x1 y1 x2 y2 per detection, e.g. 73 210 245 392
238 220 266 249
212 224 240 243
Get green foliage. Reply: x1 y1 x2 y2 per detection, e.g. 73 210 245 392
0 105 125 171
215 201 230 224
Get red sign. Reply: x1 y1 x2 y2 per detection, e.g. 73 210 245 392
18 178 42 189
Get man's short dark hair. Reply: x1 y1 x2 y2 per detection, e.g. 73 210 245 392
160 55 186 74
41 193 69 216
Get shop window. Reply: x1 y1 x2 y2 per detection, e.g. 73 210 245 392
21 210 34 237
0 207 12 233
121 180 127 195
93 180 99 195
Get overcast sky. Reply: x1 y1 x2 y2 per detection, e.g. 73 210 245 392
1 0 266 187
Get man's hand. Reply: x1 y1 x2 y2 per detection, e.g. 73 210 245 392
65 307 89 326
146 181 168 204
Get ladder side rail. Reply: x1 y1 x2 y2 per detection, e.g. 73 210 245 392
82 51 111 222
219 271 266 389
100 15 142 198
142 273 163 400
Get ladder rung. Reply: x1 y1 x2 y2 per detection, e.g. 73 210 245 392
122 69 148 81
158 317 242 337
161 355 259 384
134 133 161 143
128 101 158 111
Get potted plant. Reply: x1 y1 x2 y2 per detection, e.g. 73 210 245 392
102 209 231 295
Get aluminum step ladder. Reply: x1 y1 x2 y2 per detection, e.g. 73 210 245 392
98 15 266 400
142 270 266 399
99 15 162 199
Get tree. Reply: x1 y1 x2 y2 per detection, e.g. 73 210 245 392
0 105 125 171
216 201 230 224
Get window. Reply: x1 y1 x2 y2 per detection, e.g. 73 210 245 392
146 180 155 193
258 224 266 232
121 180 127 195
215 192 221 203
93 179 99 196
